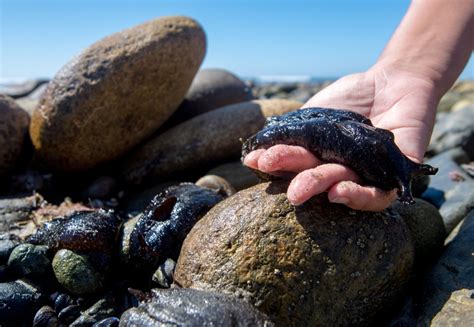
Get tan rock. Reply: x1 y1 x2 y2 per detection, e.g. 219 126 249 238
206 161 260 191
0 95 30 175
431 289 474 327
30 16 206 171
175 182 414 326
120 99 302 185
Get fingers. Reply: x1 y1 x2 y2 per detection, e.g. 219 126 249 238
243 145 321 173
287 164 359 205
327 181 397 211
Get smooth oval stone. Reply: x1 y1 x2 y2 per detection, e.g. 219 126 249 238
33 305 58 327
119 288 274 326
0 94 30 175
7 243 50 276
206 161 260 191
195 174 236 197
52 249 103 295
0 233 22 264
30 16 206 171
120 99 302 185
70 298 117 327
175 181 414 326
164 68 254 127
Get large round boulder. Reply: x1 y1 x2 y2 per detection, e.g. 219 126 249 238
120 99 301 185
30 16 206 171
175 182 414 326
0 95 30 175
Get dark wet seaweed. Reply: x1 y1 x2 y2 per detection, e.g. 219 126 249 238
242 107 438 204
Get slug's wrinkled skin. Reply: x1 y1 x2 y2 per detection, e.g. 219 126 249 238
127 183 224 272
242 107 438 204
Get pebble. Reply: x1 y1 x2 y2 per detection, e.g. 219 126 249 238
70 297 117 327
0 279 44 324
53 292 75 313
7 243 50 276
58 304 81 325
0 233 21 264
33 305 58 327
52 249 104 295
152 258 176 288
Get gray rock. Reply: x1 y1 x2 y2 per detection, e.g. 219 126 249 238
0 194 42 236
84 176 117 199
428 106 474 159
52 249 104 295
164 68 255 128
58 304 81 325
0 233 21 264
414 210 474 324
152 258 176 288
70 297 117 327
206 161 260 191
422 148 474 232
7 243 50 276
33 305 58 327
431 289 474 326
0 94 30 175
0 279 44 324
391 198 446 267
0 79 49 99
119 288 274 326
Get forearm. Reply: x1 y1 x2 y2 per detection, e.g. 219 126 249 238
374 0 474 98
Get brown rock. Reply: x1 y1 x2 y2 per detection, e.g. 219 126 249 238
120 99 302 185
195 175 236 197
0 95 30 175
175 182 414 326
206 161 260 191
30 16 206 171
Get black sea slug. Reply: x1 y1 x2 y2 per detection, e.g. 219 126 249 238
242 107 437 204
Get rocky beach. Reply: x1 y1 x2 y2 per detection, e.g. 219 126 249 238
0 15 473 327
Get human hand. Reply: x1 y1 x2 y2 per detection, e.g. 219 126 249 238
244 65 438 211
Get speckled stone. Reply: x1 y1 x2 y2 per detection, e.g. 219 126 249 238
30 16 206 171
7 243 50 276
175 181 414 326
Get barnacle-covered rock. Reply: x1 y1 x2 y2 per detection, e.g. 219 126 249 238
242 107 438 204
120 183 223 273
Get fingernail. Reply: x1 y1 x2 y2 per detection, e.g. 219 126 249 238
330 197 349 205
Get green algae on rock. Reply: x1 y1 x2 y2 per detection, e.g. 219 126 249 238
30 16 206 171
175 181 414 326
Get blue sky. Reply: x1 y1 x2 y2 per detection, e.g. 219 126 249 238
0 0 472 80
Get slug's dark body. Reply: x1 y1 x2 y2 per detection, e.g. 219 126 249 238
242 107 437 204
128 183 223 272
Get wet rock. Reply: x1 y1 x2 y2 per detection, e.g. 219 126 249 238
0 233 21 264
119 288 274 326
391 199 445 267
120 99 301 185
84 176 118 200
52 249 104 295
0 94 30 175
422 148 474 232
428 106 474 159
0 194 43 237
70 297 117 327
206 161 260 191
121 183 223 273
411 175 430 198
431 289 474 326
93 317 120 327
410 210 474 324
152 258 176 288
33 305 58 327
175 181 414 326
165 68 254 127
7 243 50 276
58 304 81 325
53 292 75 313
123 181 178 214
0 279 44 323
30 16 206 171
195 174 236 197
28 209 121 253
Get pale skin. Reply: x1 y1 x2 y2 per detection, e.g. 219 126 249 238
244 0 474 211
